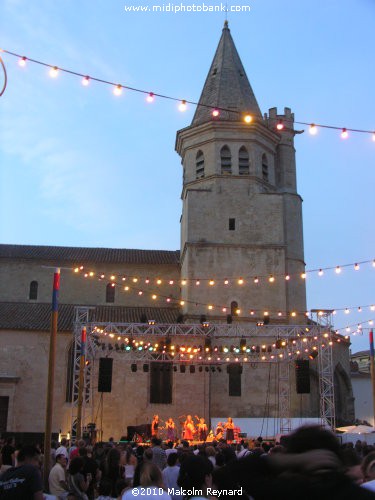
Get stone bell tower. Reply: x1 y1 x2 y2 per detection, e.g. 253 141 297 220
175 22 306 323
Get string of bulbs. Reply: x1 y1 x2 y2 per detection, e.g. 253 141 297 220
1 48 375 140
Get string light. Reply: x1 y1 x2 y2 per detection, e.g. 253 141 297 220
244 114 252 124
113 84 122 96
18 56 26 67
335 266 341 274
1 48 374 140
49 66 58 78
341 128 348 139
318 269 324 276
146 92 154 103
82 76 90 86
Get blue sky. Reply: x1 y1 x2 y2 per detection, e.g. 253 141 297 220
0 0 374 351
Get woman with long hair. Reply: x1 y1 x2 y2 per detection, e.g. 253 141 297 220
68 456 90 500
124 445 138 486
100 447 124 498
122 462 171 499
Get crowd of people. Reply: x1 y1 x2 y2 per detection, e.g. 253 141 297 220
2 426 375 498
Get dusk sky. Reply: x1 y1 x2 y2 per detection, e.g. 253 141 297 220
1 0 374 352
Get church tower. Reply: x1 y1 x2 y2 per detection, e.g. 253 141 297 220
176 22 306 323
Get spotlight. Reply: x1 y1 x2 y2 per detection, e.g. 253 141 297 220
240 339 246 351
309 351 318 360
257 321 264 327
204 338 212 353
131 364 137 372
148 319 156 325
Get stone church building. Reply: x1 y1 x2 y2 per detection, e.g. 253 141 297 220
0 23 354 440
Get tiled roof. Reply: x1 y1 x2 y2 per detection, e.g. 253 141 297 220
0 244 180 265
0 302 182 332
192 22 262 126
351 350 370 358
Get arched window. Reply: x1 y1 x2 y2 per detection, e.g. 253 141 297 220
231 301 239 316
262 154 269 182
29 281 38 300
106 283 115 303
221 146 232 174
238 147 249 175
196 150 205 179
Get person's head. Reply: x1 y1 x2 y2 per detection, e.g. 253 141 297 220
17 445 41 467
56 453 68 468
228 417 232 423
178 454 213 496
361 451 375 482
77 439 85 448
78 447 87 457
60 438 67 447
151 437 162 447
167 452 178 467
68 456 84 475
153 415 159 421
200 418 205 424
187 415 192 421
140 462 164 487
285 425 340 455
144 448 153 462
107 447 121 468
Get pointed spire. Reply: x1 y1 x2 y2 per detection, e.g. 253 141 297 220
192 22 262 126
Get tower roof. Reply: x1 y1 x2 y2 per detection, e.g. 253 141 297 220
192 21 262 126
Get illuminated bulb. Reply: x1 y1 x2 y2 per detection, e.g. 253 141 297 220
244 114 252 124
110 275 116 281
332 310 337 315
285 274 290 281
124 286 129 291
208 305 213 310
152 294 157 300
238 278 244 285
291 312 296 317
169 280 174 285
335 266 341 274
278 311 282 317
222 307 227 312
209 280 215 286
250 310 255 315
358 307 362 312
264 311 269 316
156 279 162 285
309 124 317 135
111 283 115 287
145 278 150 284
74 267 79 273
372 132 375 142
179 100 187 112
113 84 122 96
268 275 275 283
89 271 94 277
276 120 284 130
18 56 27 67
236 309 241 315
345 308 350 314
371 305 375 311
180 300 185 305
318 269 324 276
84 273 88 278
133 278 138 283
212 108 220 117
195 280 200 285
369 320 374 325
354 263 360 271
138 291 143 295
82 76 90 86
146 92 154 102
181 280 187 285
301 272 306 279
224 279 229 285
341 128 348 139
122 277 126 281
166 297 171 302
49 66 59 78
254 277 259 284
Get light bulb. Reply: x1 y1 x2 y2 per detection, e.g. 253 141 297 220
335 266 341 274
179 100 187 112
318 269 324 276
341 128 348 139
212 109 220 117
276 120 284 130
18 57 27 67
309 124 317 135
244 114 252 124
82 76 90 86
49 66 58 78
146 92 154 102
113 84 122 96
354 263 360 270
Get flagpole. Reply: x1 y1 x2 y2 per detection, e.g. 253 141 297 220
369 329 375 426
43 267 60 488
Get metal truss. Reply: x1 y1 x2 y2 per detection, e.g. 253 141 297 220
278 362 291 434
70 312 339 435
311 310 336 431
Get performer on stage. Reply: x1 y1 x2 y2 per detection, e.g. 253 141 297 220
224 417 235 443
183 415 195 442
165 417 176 442
151 414 160 438
215 421 224 440
195 416 208 442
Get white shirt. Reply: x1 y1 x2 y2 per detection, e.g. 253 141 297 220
55 446 69 460
48 462 67 496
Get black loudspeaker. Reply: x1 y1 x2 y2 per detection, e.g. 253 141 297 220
190 365 195 373
98 358 113 393
295 360 310 394
180 365 186 373
143 364 149 372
